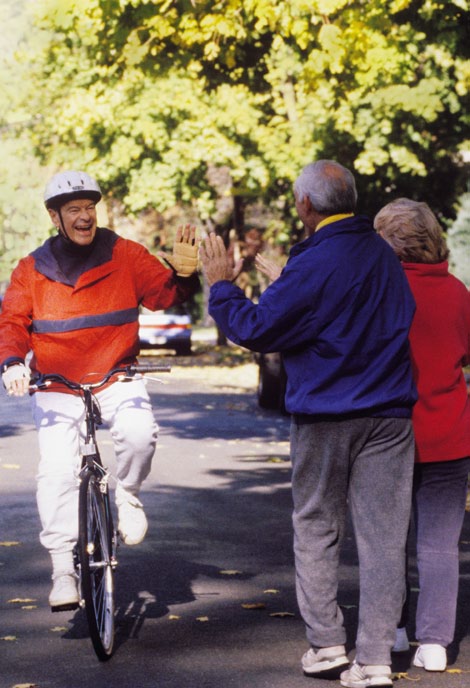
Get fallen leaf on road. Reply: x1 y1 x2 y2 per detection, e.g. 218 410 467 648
392 673 420 681
263 589 280 594
12 684 38 688
447 669 470 674
266 457 284 463
50 627 67 632
21 605 37 610
0 542 20 547
168 615 180 620
219 570 243 576
8 598 37 604
196 616 209 622
1 463 20 469
269 612 295 618
242 603 266 610
1 635 17 641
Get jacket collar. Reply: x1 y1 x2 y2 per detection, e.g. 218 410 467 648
290 215 373 257
31 227 119 286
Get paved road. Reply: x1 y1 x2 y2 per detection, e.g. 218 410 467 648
1 359 470 688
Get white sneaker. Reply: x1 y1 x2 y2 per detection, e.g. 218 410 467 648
340 660 392 687
413 644 446 672
302 645 349 676
116 485 148 545
392 627 410 653
49 573 80 612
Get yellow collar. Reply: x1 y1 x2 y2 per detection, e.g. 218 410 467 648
315 213 354 231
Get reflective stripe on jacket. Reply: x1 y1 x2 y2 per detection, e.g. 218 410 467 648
0 229 197 382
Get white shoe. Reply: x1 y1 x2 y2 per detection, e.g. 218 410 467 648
413 644 447 672
392 627 410 653
49 573 79 611
340 660 392 687
116 485 148 545
302 645 349 676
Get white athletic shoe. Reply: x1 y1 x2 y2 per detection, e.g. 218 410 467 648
413 644 447 672
49 573 80 611
392 627 410 653
340 660 392 687
302 645 349 676
116 484 148 545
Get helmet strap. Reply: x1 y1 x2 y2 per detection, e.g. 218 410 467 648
56 208 74 243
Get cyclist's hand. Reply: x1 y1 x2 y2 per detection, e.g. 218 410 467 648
2 363 30 397
162 224 199 277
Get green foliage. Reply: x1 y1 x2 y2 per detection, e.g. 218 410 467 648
0 0 468 268
448 192 470 287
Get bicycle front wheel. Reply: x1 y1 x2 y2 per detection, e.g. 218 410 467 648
78 469 115 661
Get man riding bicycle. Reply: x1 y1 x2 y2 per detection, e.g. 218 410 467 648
0 171 199 611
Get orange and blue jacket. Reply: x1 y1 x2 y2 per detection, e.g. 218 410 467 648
0 228 199 383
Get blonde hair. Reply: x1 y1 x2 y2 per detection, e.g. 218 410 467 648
374 198 449 264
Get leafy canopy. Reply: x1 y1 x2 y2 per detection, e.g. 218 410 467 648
4 0 470 253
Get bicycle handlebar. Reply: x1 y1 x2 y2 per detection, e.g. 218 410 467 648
29 363 171 393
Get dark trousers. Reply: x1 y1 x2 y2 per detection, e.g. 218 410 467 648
290 416 415 665
412 457 470 646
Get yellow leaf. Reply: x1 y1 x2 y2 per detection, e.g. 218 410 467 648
51 626 68 632
269 611 295 618
1 463 20 469
168 615 180 620
12 684 38 688
242 603 266 610
446 668 470 674
8 598 37 604
219 570 243 575
0 541 20 547
196 616 209 622
0 635 16 641
263 589 280 594
21 605 37 610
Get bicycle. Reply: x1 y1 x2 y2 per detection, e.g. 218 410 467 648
30 362 171 661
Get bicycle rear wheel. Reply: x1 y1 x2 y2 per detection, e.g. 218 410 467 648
78 469 115 661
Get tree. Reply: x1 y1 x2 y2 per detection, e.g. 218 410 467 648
448 192 470 287
2 0 469 278
0 0 51 282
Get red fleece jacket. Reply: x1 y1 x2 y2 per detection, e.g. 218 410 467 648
404 261 470 462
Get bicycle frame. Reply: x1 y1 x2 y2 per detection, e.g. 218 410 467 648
30 362 171 660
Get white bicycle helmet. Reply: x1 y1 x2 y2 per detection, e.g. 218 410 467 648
44 170 102 209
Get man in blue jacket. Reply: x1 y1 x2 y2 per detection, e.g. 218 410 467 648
200 160 417 688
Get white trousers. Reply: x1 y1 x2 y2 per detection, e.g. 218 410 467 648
31 378 158 555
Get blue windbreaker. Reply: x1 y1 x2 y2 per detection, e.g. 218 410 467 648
209 215 417 417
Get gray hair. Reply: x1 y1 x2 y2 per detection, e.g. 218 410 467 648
294 160 358 214
374 198 449 264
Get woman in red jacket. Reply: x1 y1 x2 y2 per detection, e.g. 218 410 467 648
374 198 470 673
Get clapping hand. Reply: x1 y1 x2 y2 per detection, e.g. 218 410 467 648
199 233 243 287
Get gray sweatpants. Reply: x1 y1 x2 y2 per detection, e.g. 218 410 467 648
290 416 414 666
